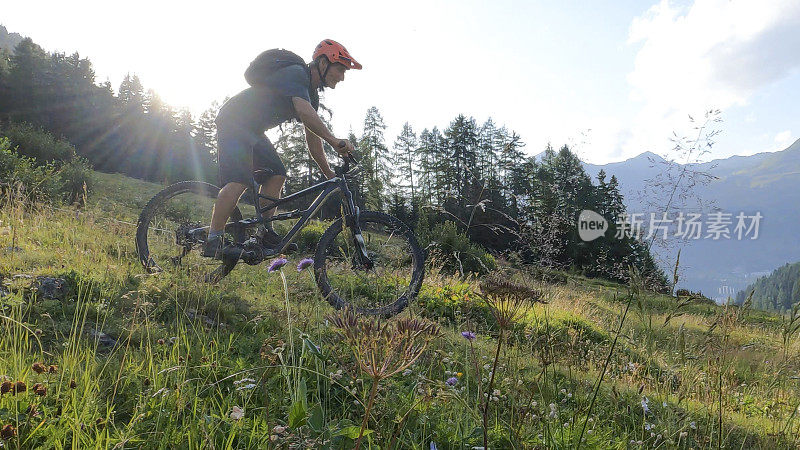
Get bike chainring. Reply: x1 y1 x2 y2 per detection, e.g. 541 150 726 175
175 222 205 248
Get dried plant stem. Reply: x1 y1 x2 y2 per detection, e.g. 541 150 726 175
355 377 380 450
483 327 504 449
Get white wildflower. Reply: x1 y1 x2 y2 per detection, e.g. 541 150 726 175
230 406 244 420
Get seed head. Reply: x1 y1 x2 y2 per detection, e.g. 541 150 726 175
13 381 26 394
479 275 542 329
327 309 439 381
1 424 16 440
32 383 47 396
32 362 47 374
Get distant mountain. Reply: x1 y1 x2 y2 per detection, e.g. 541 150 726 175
584 138 800 302
736 261 800 312
0 24 24 52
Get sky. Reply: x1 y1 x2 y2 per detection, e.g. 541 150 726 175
2 0 799 164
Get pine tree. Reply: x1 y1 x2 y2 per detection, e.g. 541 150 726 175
5 38 49 125
392 122 417 201
118 74 145 113
275 119 309 194
477 118 499 183
444 114 479 203
359 106 390 210
194 101 219 162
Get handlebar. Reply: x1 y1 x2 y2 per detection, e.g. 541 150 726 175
335 139 359 175
342 153 359 174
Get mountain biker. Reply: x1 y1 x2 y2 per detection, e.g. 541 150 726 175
204 39 361 258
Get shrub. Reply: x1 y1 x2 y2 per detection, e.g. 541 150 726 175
0 121 75 162
0 137 58 204
0 135 92 205
56 156 93 205
417 282 493 325
524 265 568 284
420 221 496 275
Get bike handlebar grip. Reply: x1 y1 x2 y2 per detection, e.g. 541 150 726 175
340 153 358 175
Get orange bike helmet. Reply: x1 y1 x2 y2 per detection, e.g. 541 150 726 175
312 39 362 70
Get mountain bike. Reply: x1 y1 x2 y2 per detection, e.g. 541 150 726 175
135 156 424 317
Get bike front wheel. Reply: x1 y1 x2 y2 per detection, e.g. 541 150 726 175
314 210 425 317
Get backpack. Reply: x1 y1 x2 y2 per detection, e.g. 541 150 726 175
244 48 307 87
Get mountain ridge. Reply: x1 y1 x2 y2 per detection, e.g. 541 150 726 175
583 138 800 303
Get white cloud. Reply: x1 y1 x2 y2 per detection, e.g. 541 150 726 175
774 130 793 150
621 0 800 158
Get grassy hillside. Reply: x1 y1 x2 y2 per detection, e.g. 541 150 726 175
1 171 800 448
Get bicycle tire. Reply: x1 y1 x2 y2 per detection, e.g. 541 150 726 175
135 181 245 282
314 210 425 317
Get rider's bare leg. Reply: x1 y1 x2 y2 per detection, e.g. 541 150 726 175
259 175 286 228
209 182 248 234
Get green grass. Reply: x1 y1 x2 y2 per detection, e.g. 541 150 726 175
1 171 800 448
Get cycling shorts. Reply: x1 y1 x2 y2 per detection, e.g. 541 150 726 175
216 121 286 187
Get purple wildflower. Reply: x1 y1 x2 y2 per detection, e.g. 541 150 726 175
268 257 288 273
446 377 458 386
297 258 314 271
461 331 476 341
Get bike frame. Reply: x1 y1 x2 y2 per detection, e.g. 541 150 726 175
208 163 363 257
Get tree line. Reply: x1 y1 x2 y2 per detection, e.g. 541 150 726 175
736 262 800 313
0 36 667 288
0 37 218 183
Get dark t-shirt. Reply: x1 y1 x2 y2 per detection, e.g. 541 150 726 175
216 64 319 134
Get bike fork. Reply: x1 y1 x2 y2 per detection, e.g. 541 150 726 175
341 190 372 269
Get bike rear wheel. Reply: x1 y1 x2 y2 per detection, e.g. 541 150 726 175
135 181 246 283
314 210 425 317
